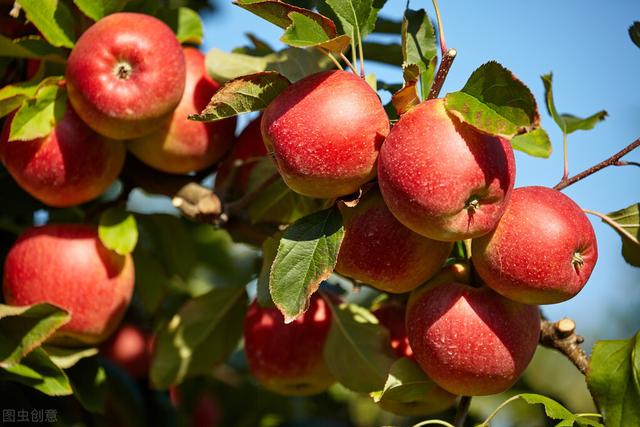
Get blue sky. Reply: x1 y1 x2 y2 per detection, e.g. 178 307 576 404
200 0 640 342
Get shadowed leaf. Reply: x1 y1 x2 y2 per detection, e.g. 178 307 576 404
603 203 640 267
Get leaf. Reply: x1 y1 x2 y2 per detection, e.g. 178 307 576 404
156 7 204 45
98 207 139 256
269 207 344 323
518 394 603 426
324 302 395 393
0 76 62 118
0 347 72 396
66 357 107 414
362 42 403 66
511 128 552 158
444 61 540 138
132 247 173 314
629 22 640 49
0 34 66 61
257 235 279 308
73 0 129 21
392 64 420 115
325 0 372 44
603 203 640 267
9 84 67 141
17 0 77 48
189 72 290 121
150 286 248 389
402 9 437 99
541 73 607 135
43 346 98 369
587 332 640 427
0 303 70 367
281 12 351 52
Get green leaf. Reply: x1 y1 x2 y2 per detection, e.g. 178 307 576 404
150 286 248 389
374 16 401 34
402 9 437 99
604 203 640 267
257 235 280 308
362 42 402 66
235 0 338 34
156 7 204 45
0 303 70 367
66 357 107 414
0 347 73 396
189 71 290 121
325 0 372 44
17 0 77 48
132 247 173 314
42 345 98 369
98 207 139 256
281 12 351 52
9 84 67 141
269 207 344 323
587 332 640 427
511 128 552 158
324 302 395 393
444 61 540 138
73 0 129 21
629 22 640 49
541 73 607 135
0 76 61 118
518 394 603 426
0 34 67 61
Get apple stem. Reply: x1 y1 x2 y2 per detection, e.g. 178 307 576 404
554 136 640 191
583 208 640 246
453 396 471 427
427 48 457 100
339 52 359 76
562 132 569 181
356 32 366 78
322 50 344 71
431 0 447 56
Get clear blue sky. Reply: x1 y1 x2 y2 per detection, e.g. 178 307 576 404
200 0 640 342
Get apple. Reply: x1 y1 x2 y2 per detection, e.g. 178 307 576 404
101 324 152 378
372 299 414 360
261 70 390 199
0 104 126 207
128 47 236 174
335 189 452 293
471 186 598 304
406 263 540 396
65 12 186 140
378 98 516 241
243 294 334 396
3 224 135 346
191 393 221 427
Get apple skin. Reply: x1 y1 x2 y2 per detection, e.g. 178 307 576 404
101 324 152 378
372 300 415 360
0 105 126 207
65 12 186 140
243 294 334 396
471 186 598 305
261 70 390 199
335 189 452 293
406 264 540 396
3 224 135 346
378 98 516 241
128 47 236 174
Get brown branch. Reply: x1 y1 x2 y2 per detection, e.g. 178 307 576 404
554 137 640 191
540 317 589 375
428 48 457 100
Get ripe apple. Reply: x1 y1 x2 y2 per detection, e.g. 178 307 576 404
378 98 515 241
372 299 414 360
101 324 152 378
243 294 334 396
335 189 452 293
65 12 186 140
0 105 126 207
406 263 540 396
3 224 135 346
472 186 598 304
128 47 236 174
261 70 390 199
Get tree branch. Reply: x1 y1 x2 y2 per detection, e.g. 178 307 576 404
554 137 640 191
428 48 457 100
539 317 589 375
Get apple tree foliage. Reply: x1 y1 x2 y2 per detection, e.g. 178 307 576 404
0 1 638 426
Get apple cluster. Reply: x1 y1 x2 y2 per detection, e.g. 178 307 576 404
242 70 599 404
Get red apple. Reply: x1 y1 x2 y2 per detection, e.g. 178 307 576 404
101 324 152 378
261 70 389 199
335 189 452 293
243 294 334 396
65 12 186 140
372 300 414 360
0 104 126 207
128 47 236 174
406 264 540 396
378 98 516 241
3 224 135 346
471 186 598 304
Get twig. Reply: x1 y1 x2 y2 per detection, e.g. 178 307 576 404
319 48 344 71
171 182 224 224
432 0 447 56
554 137 640 191
340 52 359 75
584 209 639 245
539 317 589 375
562 132 569 181
427 48 457 99
454 396 471 427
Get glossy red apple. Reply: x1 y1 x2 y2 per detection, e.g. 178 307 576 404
65 12 186 140
101 324 152 378
243 294 334 396
3 224 135 346
128 47 236 174
261 70 389 199
472 186 598 304
378 98 515 241
335 189 452 293
0 104 125 207
372 300 414 360
406 264 540 396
